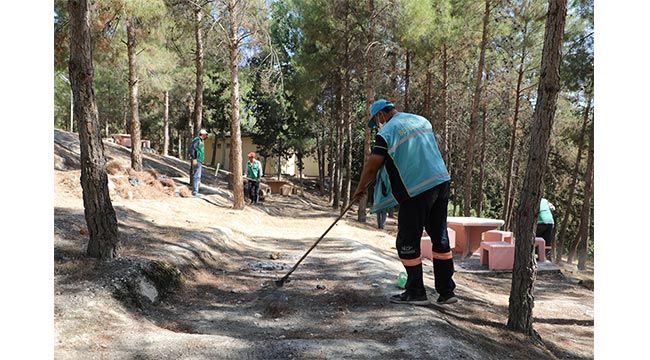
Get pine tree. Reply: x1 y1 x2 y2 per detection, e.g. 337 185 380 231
507 0 568 336
68 0 120 259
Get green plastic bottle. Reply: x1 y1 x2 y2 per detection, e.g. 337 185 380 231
396 271 407 289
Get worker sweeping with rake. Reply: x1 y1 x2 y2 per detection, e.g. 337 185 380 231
275 99 457 306
352 99 458 306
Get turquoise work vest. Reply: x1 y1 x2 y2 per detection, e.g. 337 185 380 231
371 112 450 213
246 159 262 180
537 198 555 224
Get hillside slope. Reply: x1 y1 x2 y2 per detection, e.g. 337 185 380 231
53 129 592 359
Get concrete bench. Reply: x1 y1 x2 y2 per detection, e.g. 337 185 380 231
265 180 291 194
534 237 547 263
480 237 549 270
421 228 456 260
279 184 293 196
482 230 513 243
480 241 515 270
448 227 456 249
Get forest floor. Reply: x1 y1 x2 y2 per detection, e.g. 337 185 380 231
53 129 593 359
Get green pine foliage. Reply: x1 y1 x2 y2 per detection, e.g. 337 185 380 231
54 0 593 260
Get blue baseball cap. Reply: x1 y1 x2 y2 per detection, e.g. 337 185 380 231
368 99 395 128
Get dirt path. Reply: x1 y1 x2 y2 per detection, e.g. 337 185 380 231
53 130 593 359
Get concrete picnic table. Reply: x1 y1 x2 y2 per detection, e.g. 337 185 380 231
264 179 293 194
447 216 505 258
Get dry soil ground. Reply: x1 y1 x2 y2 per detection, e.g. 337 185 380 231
53 129 593 359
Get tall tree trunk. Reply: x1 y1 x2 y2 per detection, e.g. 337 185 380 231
577 126 594 270
104 89 109 136
478 65 492 217
404 48 410 112
568 192 591 266
342 30 352 210
477 100 488 217
390 49 399 101
69 84 74 132
333 82 343 210
122 95 128 133
507 0 567 336
319 136 325 194
336 120 343 210
567 226 578 263
163 90 170 156
341 4 352 211
126 16 143 171
506 136 526 229
277 148 281 179
556 95 591 262
343 89 352 212
227 0 244 209
262 156 268 177
317 132 325 194
462 0 490 216
358 0 375 222
424 55 435 125
333 123 342 209
68 0 119 260
442 44 450 170
187 98 195 137
576 196 593 269
178 131 182 159
298 154 304 188
565 214 579 263
336 112 344 210
503 21 529 227
222 137 228 169
210 131 218 166
187 103 195 188
316 134 321 185
328 127 335 203
193 6 204 135
424 71 432 123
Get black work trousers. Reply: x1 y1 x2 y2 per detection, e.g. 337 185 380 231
396 181 456 297
536 223 554 258
536 223 554 248
248 180 260 203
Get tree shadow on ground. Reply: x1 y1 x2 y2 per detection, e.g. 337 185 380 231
452 270 593 359
54 191 593 359
54 202 562 359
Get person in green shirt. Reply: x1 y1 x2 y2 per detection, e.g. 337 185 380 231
245 152 263 204
536 197 556 260
188 129 208 196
